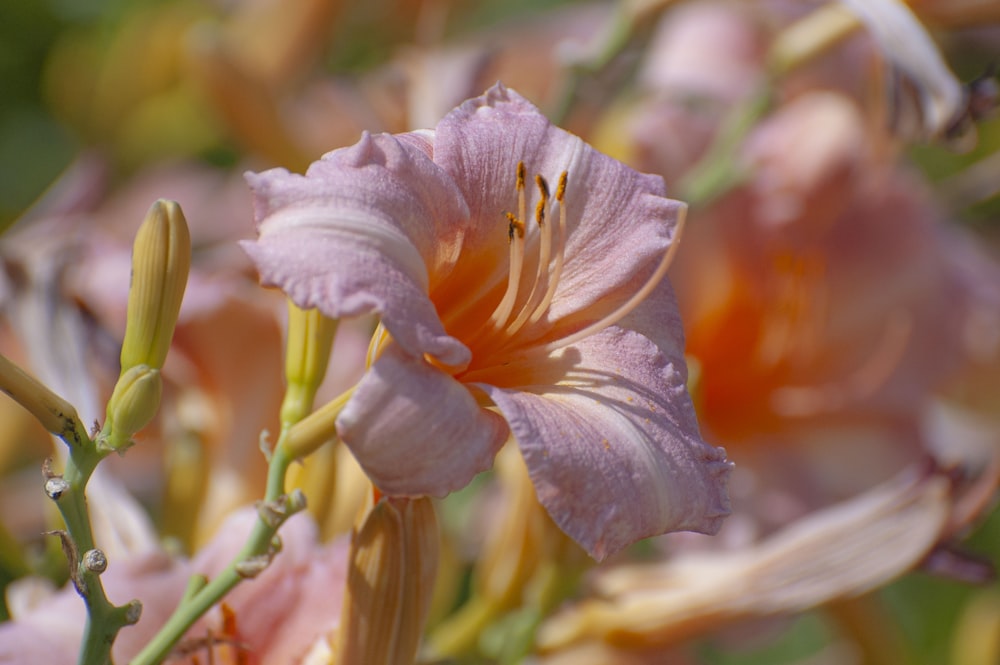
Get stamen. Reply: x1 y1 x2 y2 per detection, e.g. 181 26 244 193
527 171 568 325
503 175 554 337
476 166 574 355
537 203 688 355
516 161 527 233
484 166 529 330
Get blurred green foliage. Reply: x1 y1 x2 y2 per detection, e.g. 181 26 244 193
0 2 76 224
0 0 581 227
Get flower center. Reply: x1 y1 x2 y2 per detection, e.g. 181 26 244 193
454 160 688 386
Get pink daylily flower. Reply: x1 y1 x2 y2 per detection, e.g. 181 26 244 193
242 84 731 560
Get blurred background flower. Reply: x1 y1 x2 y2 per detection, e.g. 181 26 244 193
1 0 999 664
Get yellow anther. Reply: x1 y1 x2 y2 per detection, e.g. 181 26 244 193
535 175 549 226
516 161 526 190
505 212 525 241
556 171 568 202
120 200 191 372
536 174 550 199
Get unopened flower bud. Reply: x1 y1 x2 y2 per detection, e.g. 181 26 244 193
280 302 337 426
101 365 163 451
0 354 87 447
336 496 439 665
120 199 191 372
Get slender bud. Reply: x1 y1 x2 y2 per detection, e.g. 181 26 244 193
280 302 337 426
120 199 191 372
100 365 163 452
335 496 439 665
0 354 87 447
282 387 354 460
768 3 860 77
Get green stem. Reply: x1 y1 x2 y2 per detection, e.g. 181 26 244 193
677 3 870 209
549 7 631 126
549 0 676 127
129 442 300 665
677 85 774 209
55 443 140 665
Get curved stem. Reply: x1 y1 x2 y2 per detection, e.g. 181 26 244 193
677 85 774 209
549 2 659 127
56 443 141 665
129 442 301 665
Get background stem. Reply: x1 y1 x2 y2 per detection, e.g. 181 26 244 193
129 442 300 665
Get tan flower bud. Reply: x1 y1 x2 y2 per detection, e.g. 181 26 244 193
952 590 1000 665
335 496 439 665
0 353 87 447
280 301 337 426
428 445 580 658
120 199 191 372
101 365 163 451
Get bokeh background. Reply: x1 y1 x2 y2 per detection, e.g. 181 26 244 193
1 1 1000 664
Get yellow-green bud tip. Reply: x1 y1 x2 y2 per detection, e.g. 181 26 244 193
280 302 337 426
120 199 191 372
101 365 163 452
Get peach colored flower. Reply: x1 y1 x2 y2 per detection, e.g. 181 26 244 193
243 84 731 560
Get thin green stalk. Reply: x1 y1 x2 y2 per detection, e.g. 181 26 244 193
134 302 340 664
0 349 140 665
129 441 302 665
51 440 142 665
677 85 774 209
677 3 870 209
549 6 631 126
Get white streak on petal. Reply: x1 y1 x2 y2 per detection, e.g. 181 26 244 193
258 206 430 292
